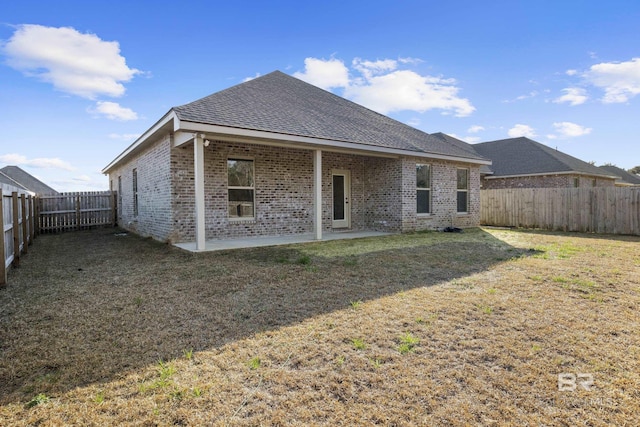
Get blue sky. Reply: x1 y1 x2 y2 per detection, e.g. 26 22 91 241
1 0 639 191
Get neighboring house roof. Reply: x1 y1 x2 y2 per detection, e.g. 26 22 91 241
473 137 617 179
0 166 59 195
0 170 30 191
104 71 489 174
430 133 492 174
598 165 640 186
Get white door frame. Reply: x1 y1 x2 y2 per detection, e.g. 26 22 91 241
331 169 351 229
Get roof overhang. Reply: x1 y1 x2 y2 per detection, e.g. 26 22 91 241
484 170 619 180
102 111 177 174
103 113 491 174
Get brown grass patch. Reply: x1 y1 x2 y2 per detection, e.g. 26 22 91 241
1 227 639 425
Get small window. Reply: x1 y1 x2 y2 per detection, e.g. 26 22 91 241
573 177 580 188
592 179 597 187
416 164 431 214
228 159 255 219
457 168 469 213
118 176 122 217
132 169 138 217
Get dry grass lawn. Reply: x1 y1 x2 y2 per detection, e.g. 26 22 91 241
0 227 639 426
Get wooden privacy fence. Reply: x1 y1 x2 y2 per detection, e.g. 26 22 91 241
481 187 640 235
38 191 117 233
1 184 36 285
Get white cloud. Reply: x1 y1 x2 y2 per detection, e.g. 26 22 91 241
90 101 138 121
503 91 539 103
398 57 423 66
583 57 640 103
243 72 262 82
406 118 421 127
553 121 592 138
566 69 578 76
467 125 485 133
293 56 475 117
108 133 140 141
2 24 141 99
352 58 398 79
345 70 474 116
508 124 536 138
0 153 75 171
463 136 481 143
293 57 350 90
553 87 588 106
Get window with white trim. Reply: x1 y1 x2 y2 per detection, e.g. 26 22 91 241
228 159 255 219
456 168 469 213
416 164 431 214
118 176 122 218
132 169 138 217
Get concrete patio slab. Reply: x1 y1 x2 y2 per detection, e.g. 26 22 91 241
173 230 393 252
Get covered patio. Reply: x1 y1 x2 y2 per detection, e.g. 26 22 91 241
173 230 392 252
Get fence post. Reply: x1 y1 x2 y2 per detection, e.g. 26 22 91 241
12 192 19 267
0 189 6 285
20 194 28 254
76 194 81 231
29 196 35 242
35 196 40 236
111 191 117 227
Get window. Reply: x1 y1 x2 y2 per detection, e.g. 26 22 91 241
132 169 138 217
416 164 431 214
117 176 122 217
457 168 469 213
573 177 580 188
592 179 597 187
228 159 254 219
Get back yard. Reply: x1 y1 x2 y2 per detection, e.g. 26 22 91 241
0 227 638 426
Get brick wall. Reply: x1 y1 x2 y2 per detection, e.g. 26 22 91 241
400 157 481 232
110 137 483 243
482 174 616 189
108 135 173 240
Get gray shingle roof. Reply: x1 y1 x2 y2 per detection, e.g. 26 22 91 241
473 137 614 178
430 133 492 173
0 166 59 195
173 71 486 161
598 165 640 185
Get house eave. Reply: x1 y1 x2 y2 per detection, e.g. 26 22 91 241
484 171 619 180
101 111 178 174
175 121 492 165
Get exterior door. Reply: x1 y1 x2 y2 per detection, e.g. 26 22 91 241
332 170 351 228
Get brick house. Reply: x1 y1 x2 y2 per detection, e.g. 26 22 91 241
473 137 617 189
598 165 640 187
102 71 490 250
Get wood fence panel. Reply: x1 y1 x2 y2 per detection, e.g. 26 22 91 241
481 187 640 236
1 185 34 284
38 191 117 233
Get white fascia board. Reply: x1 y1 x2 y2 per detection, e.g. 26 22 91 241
177 121 492 165
101 111 178 174
485 171 619 180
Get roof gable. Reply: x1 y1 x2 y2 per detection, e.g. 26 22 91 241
473 137 613 178
173 71 485 162
0 166 59 195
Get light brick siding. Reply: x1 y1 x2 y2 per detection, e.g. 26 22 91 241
482 174 616 189
110 136 482 242
402 158 481 231
108 135 173 240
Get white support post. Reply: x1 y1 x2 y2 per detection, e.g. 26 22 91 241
194 134 206 251
313 149 323 240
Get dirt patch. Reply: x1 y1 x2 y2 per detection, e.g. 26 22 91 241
0 227 638 425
